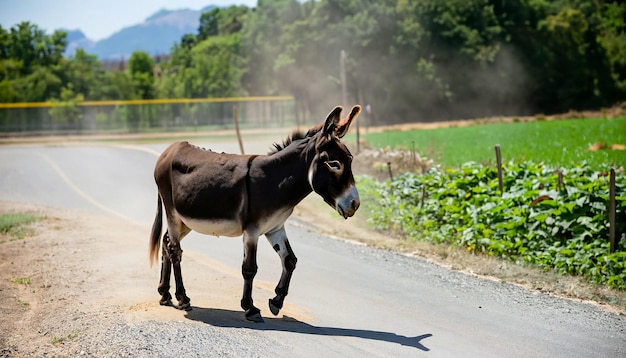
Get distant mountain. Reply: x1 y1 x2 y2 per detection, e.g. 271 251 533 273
64 29 95 56
65 5 217 60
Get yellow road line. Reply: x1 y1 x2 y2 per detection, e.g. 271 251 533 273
38 152 139 224
111 144 161 157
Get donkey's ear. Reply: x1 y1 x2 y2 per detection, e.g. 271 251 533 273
323 106 343 137
335 105 361 138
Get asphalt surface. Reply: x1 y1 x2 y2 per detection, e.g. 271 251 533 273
0 140 625 357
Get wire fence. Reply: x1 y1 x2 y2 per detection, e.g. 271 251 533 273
0 97 297 136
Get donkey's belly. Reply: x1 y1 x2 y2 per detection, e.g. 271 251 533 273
180 216 243 237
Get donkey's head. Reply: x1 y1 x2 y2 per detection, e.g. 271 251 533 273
308 105 361 219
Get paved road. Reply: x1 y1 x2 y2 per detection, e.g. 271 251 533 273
0 141 624 357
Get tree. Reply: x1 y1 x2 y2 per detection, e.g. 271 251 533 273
48 83 84 129
128 51 155 99
160 5 253 100
180 34 197 49
5 1 622 123
98 71 136 100
596 1 626 91
198 6 250 41
64 48 104 99
0 22 67 102
159 34 246 99
9 66 61 102
3 22 66 76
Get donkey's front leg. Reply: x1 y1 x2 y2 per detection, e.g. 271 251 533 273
266 227 297 316
241 230 263 322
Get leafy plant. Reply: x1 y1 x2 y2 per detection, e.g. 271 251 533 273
360 161 626 289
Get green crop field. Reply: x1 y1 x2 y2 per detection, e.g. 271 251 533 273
360 161 626 289
359 117 626 290
362 117 626 169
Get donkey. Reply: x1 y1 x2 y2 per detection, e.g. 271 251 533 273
149 105 361 322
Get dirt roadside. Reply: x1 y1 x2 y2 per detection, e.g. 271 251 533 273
0 201 160 356
0 201 313 357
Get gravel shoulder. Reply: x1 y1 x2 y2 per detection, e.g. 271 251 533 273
0 201 312 357
0 201 156 356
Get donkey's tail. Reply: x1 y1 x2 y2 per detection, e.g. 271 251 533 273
149 194 163 267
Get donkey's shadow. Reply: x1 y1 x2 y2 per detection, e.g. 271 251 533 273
184 307 432 351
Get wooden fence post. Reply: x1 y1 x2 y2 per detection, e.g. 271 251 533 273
555 169 563 191
386 162 394 195
609 168 616 253
233 105 245 155
495 144 503 194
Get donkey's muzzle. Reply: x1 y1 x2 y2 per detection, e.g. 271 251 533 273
337 186 360 219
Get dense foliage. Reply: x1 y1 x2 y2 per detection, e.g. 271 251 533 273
2 0 626 123
0 24 138 103
360 162 626 289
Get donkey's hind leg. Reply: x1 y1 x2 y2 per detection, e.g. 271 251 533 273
166 224 192 311
266 227 297 316
241 230 263 322
157 231 173 306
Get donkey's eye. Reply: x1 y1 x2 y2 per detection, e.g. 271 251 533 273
325 160 342 172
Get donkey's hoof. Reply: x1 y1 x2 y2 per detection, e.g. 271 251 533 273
159 298 173 306
245 307 264 323
268 298 282 316
174 302 192 311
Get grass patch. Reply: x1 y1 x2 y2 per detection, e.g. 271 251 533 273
363 117 626 169
0 212 44 240
16 298 30 307
11 277 31 285
51 333 78 345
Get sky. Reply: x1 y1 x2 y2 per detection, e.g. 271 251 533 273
0 0 257 41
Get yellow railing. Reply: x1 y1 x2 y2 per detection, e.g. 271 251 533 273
0 96 294 109
0 96 298 134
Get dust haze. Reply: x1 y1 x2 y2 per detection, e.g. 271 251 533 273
243 26 532 125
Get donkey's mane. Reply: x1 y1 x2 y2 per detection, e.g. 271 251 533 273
270 130 307 154
269 123 325 154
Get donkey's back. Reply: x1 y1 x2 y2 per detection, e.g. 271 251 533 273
154 141 254 238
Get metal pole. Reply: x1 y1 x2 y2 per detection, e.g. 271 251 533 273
340 50 360 152
340 50 347 110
